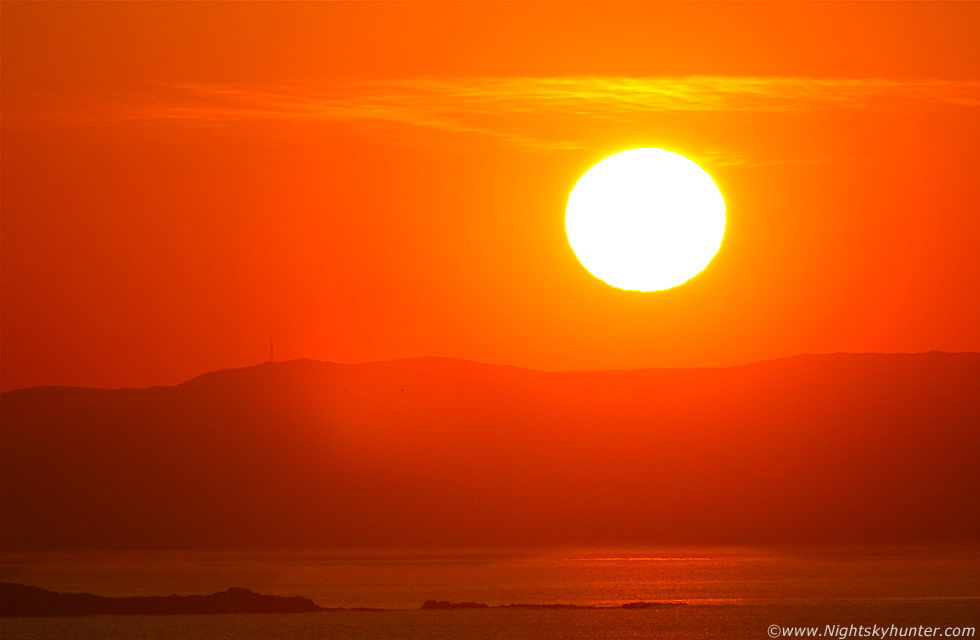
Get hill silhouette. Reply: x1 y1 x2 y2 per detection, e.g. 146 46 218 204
2 353 978 550
0 582 326 616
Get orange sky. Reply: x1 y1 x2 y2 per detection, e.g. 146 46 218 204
3 1 979 391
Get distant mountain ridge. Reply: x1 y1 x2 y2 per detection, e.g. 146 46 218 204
9 351 971 394
2 352 978 549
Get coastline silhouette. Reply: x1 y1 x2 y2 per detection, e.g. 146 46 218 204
1 582 688 617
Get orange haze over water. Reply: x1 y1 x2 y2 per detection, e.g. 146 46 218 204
3 2 980 391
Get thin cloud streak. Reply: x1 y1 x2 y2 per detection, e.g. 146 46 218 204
39 76 980 154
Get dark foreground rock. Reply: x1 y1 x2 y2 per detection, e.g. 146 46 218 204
0 582 326 617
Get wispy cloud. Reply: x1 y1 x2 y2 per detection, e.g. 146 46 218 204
31 76 980 154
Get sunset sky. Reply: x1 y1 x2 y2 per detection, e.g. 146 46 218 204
3 1 979 391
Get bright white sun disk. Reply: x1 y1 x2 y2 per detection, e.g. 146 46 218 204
565 148 726 291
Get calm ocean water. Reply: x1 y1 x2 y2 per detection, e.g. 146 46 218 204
2 546 978 639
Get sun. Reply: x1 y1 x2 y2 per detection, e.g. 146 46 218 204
565 148 726 291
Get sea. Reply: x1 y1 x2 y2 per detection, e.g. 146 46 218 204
2 546 978 639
